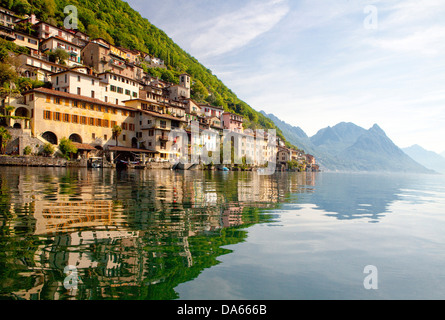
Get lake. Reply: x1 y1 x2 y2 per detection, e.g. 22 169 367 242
0 167 444 300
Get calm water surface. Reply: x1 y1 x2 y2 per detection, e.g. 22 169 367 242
0 167 444 300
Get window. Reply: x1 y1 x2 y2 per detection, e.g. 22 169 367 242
160 120 167 129
132 92 137 98
43 110 52 120
46 95 51 103
117 87 123 94
91 91 95 98
125 89 131 96
77 87 81 95
148 130 154 137
73 101 78 107
54 112 61 121
63 113 70 122
92 79 95 85
103 119 109 127
104 134 108 140
111 121 117 127
129 124 135 131
71 115 78 123
81 116 87 125
78 76 81 82
88 117 95 126
96 118 102 127
122 123 128 130
17 35 24 40
122 135 126 141
92 133 95 139
28 39 37 45
110 85 117 92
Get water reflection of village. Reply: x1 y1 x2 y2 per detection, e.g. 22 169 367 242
0 168 316 300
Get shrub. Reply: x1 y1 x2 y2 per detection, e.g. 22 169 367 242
23 146 32 155
42 143 55 157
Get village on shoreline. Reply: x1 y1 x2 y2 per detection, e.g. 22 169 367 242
0 7 320 173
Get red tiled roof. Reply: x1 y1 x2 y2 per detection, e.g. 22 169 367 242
72 142 96 151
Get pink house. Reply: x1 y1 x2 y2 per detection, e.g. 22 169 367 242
222 112 243 133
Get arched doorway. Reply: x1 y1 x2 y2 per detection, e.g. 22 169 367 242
42 131 58 145
69 134 82 144
13 123 22 129
131 137 138 149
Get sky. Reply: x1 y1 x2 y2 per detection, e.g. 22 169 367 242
126 0 445 154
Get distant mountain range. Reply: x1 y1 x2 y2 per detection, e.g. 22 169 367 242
261 111 435 173
403 145 445 174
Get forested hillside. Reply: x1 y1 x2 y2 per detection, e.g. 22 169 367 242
1 0 288 140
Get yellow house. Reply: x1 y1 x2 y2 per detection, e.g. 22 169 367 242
21 87 137 149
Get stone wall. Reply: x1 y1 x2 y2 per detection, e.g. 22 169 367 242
0 155 68 167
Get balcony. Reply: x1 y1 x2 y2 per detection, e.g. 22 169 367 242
110 58 126 69
159 135 169 142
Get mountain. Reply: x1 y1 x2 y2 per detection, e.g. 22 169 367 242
261 113 433 173
311 122 367 151
340 124 434 173
0 0 287 142
403 145 445 174
260 111 316 154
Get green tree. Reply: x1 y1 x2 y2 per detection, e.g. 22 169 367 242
48 48 69 65
0 63 17 87
0 127 11 154
58 138 78 160
112 125 122 146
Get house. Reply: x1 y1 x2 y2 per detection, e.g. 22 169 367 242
50 67 104 101
200 103 224 119
13 30 39 55
40 36 83 66
0 7 20 28
32 21 76 43
18 53 68 82
81 39 143 80
98 71 141 105
123 99 187 161
18 87 138 150
222 112 243 134
168 73 191 101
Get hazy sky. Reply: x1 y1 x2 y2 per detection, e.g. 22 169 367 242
127 0 445 153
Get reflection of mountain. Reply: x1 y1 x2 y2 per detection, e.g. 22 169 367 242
0 168 317 300
294 172 410 222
